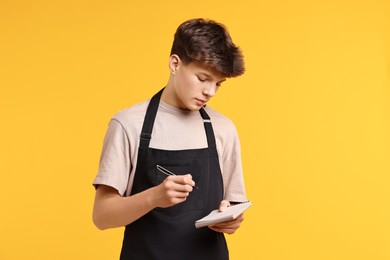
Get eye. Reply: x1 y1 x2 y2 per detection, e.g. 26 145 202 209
196 75 207 82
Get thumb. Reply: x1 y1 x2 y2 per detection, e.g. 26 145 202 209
219 200 230 212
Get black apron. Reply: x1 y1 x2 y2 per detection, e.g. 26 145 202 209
120 89 228 260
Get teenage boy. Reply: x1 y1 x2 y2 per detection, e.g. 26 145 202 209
92 18 247 259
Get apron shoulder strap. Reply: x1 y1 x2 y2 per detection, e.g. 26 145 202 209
199 107 217 150
139 88 163 148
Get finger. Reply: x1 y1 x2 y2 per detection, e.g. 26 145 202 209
209 221 241 231
167 190 190 199
170 175 196 188
169 183 193 193
183 174 195 186
209 215 244 229
208 225 237 234
219 200 230 212
217 216 244 226
184 174 197 188
210 221 242 230
163 179 191 192
210 218 242 227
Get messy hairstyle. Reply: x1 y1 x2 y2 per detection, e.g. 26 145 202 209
170 18 245 78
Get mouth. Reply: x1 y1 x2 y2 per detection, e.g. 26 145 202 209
195 98 207 106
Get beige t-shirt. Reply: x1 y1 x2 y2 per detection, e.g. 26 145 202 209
93 99 247 202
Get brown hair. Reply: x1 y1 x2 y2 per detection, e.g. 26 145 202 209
170 18 245 78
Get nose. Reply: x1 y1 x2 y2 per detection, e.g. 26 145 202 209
203 85 218 97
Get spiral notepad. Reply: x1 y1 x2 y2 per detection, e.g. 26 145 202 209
195 201 251 228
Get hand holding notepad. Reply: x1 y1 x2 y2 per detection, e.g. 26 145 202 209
195 201 251 228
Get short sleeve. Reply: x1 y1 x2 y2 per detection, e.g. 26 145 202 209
220 123 247 202
93 119 131 196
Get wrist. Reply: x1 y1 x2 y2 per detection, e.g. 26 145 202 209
145 186 159 209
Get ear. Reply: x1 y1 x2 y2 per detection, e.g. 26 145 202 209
169 54 181 74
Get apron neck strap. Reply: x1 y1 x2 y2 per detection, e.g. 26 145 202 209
199 106 217 150
139 88 162 148
140 88 217 150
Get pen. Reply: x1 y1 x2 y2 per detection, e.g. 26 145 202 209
156 165 199 189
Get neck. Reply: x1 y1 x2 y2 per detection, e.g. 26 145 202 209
161 75 183 109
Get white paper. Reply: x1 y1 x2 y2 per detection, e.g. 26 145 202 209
195 201 251 228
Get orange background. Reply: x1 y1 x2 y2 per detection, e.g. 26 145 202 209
0 0 389 259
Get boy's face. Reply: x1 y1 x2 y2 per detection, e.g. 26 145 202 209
165 55 226 111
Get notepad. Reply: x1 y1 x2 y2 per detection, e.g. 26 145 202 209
195 201 251 228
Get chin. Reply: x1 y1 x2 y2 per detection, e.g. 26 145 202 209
180 102 200 111
187 106 201 111
192 103 205 111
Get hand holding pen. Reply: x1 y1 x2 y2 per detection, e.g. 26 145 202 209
151 165 197 208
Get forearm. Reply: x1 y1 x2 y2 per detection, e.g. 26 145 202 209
93 175 194 230
93 187 157 230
